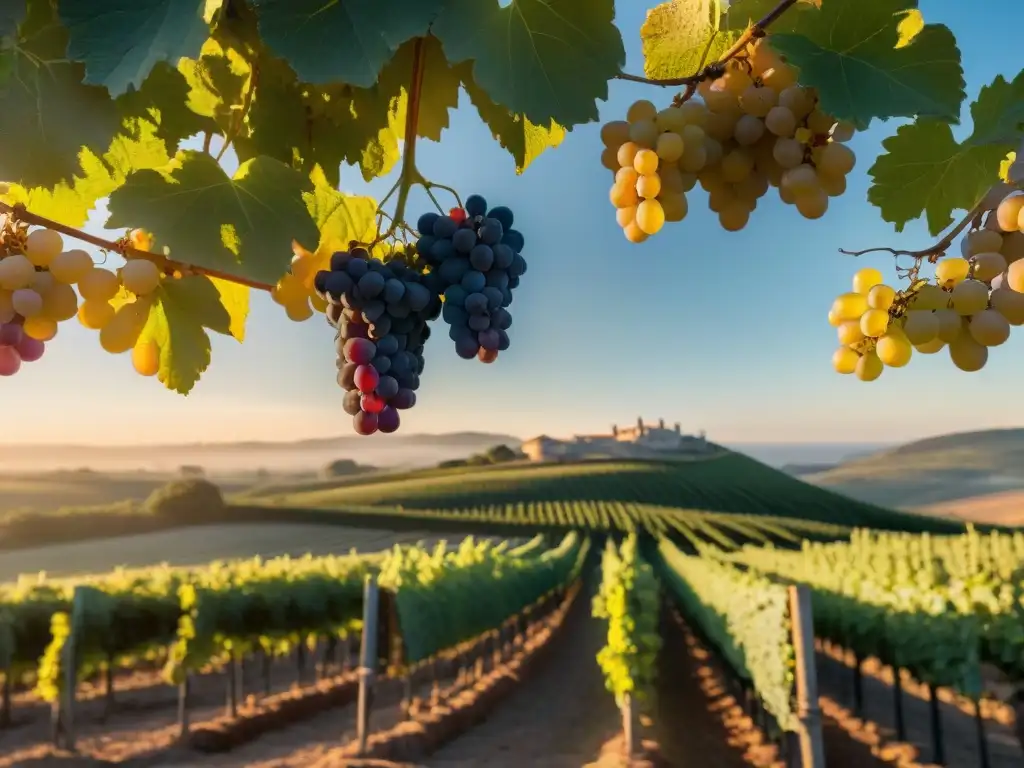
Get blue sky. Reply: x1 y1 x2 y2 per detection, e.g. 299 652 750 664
6 0 1021 446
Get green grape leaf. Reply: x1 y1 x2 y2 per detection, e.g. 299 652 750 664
378 37 460 143
116 62 213 153
177 38 251 131
0 1 25 40
106 151 317 285
232 58 350 188
320 84 405 182
302 166 379 258
139 275 240 395
641 0 737 81
0 4 121 187
57 0 211 97
869 73 1023 235
463 76 566 175
249 0 444 87
722 0 820 31
768 0 965 129
966 69 1024 148
432 0 625 127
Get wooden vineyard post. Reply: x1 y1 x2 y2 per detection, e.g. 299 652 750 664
355 574 380 756
788 585 825 768
621 692 640 758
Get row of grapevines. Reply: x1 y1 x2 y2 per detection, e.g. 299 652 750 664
378 533 588 664
655 538 797 730
717 531 995 696
592 534 662 711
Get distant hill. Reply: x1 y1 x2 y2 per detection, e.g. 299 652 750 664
0 432 523 474
803 428 1024 521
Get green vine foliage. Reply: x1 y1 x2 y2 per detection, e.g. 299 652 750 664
592 534 662 711
0 0 1021 393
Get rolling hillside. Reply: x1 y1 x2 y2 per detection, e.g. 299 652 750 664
246 452 966 534
803 428 1024 517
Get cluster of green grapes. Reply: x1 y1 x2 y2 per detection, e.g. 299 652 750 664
0 224 168 377
831 207 1024 380
600 39 856 240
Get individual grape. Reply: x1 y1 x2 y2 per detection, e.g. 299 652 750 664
629 119 659 148
353 410 379 435
761 64 798 92
962 229 1003 259
478 347 499 364
794 188 828 219
285 300 314 322
377 406 400 433
655 132 684 163
969 309 1011 346
48 249 95 284
16 335 44 363
948 333 988 372
837 320 864 346
487 206 514 231
973 251 1007 282
935 257 970 288
659 193 688 223
764 106 797 137
679 143 707 173
990 286 1024 325
626 99 658 123
914 337 946 354
0 322 22 347
11 288 42 317
950 279 988 315
1000 232 1024 263
0 253 36 290
852 268 884 295
99 300 149 354
610 181 640 209
623 221 648 243
855 351 883 381
633 149 659 175
22 315 57 341
616 205 637 228
617 141 641 169
772 138 804 169
996 192 1024 232
778 86 815 118
828 309 842 327
831 120 856 142
0 346 21 377
818 172 847 197
901 311 940 344
600 148 618 171
720 149 754 183
344 337 377 365
739 85 776 117
907 283 947 310
78 267 120 301
636 200 665 235
77 300 115 329
782 165 819 198
806 109 835 134
734 114 765 146
816 143 856 176
718 201 750 232
876 330 912 367
832 346 859 374
132 339 160 376
833 291 869 319
464 194 488 217
636 174 661 199
121 258 162 294
867 283 896 311
601 120 631 147
934 309 962 343
361 392 386 414
860 308 889 337
24 228 63 267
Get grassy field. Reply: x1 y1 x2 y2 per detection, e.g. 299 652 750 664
245 453 965 533
0 522 457 583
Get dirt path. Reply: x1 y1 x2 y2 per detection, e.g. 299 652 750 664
424 588 621 768
815 652 1022 767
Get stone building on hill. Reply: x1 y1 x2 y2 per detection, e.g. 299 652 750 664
521 417 712 462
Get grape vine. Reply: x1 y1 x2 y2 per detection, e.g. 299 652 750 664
0 0 1020 430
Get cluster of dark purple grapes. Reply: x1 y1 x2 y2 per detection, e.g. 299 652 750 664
314 247 441 435
414 194 527 363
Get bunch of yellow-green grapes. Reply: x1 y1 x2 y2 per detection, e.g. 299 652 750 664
831 221 1024 380
270 242 330 321
0 226 168 378
600 39 856 239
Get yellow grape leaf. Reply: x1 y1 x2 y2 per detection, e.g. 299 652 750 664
210 277 248 342
895 9 924 48
0 182 92 228
176 38 251 131
321 83 405 182
463 74 566 175
1001 152 1017 183
641 0 732 81
139 275 239 395
378 36 460 142
302 165 378 260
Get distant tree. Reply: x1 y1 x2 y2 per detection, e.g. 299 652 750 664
321 459 365 478
144 478 225 522
179 464 205 477
438 458 467 469
485 444 519 463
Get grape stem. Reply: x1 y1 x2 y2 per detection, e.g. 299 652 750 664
838 189 998 262
0 200 275 292
614 0 799 89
